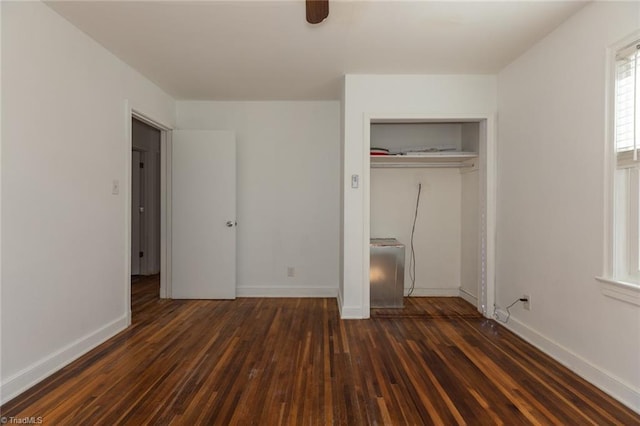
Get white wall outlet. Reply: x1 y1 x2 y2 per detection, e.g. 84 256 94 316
112 179 120 195
522 295 531 311
287 267 295 277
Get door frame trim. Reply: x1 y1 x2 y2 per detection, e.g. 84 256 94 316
125 101 173 326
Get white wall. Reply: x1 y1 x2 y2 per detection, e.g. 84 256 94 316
460 121 481 303
339 84 346 306
371 123 463 152
497 1 640 411
0 2 4 394
460 169 479 302
176 101 340 297
342 75 497 317
371 168 461 295
1 1 175 403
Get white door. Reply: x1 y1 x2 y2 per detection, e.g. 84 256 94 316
171 130 236 299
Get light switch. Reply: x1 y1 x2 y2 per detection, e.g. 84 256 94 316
112 179 120 195
351 174 359 189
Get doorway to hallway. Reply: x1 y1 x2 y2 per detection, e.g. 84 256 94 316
131 118 162 308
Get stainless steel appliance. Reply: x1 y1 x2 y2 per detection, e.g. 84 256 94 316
370 238 405 308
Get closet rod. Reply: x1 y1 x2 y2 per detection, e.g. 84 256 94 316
371 162 474 169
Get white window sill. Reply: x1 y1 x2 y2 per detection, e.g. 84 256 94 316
595 276 640 307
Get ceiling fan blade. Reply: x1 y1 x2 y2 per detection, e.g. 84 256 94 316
306 0 329 24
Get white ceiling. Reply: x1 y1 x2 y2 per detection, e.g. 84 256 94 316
46 1 587 100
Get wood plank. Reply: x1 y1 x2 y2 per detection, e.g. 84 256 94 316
2 276 638 425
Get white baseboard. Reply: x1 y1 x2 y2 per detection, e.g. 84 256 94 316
337 290 363 319
0 315 128 405
494 308 640 414
458 287 478 306
236 286 338 297
405 288 459 297
236 286 338 298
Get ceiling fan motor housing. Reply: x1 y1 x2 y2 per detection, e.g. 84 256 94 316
306 0 329 24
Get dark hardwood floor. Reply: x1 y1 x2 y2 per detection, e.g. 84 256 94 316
2 276 638 425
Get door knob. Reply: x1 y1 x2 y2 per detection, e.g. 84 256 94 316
226 221 236 227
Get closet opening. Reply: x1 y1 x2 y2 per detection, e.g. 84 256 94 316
364 115 495 318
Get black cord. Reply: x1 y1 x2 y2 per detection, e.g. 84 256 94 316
407 183 422 297
495 297 528 323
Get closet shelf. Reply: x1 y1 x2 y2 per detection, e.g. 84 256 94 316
370 153 478 168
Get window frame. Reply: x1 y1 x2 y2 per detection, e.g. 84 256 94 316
613 166 639 283
629 167 640 280
599 31 640 305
